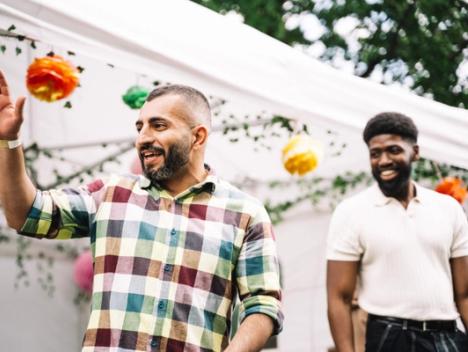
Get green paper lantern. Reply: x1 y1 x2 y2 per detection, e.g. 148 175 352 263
122 85 149 109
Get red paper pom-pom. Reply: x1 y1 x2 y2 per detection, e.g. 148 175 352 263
26 55 79 102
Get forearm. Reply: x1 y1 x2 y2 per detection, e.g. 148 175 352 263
456 297 468 331
225 313 274 352
0 146 36 230
328 297 355 352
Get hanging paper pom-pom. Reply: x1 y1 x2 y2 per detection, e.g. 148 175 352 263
122 85 149 109
130 155 143 175
435 177 467 204
26 55 79 102
73 250 93 294
282 135 323 176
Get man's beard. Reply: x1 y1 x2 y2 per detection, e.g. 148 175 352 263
372 163 412 199
140 140 190 184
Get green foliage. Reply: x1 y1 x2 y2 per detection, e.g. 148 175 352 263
192 0 468 108
265 171 373 224
193 0 309 44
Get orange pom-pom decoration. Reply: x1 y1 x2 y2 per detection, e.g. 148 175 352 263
26 55 79 102
435 177 467 204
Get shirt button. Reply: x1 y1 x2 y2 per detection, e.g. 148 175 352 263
170 229 176 236
164 264 172 272
158 302 165 310
150 339 158 347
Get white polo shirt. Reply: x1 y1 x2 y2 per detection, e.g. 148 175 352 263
327 183 468 320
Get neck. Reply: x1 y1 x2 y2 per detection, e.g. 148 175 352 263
384 180 414 208
160 162 208 196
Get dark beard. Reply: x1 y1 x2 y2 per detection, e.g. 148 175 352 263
372 163 412 200
140 141 190 183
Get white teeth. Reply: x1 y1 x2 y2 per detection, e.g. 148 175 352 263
142 151 161 158
381 170 396 176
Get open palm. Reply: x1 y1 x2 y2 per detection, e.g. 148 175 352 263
0 70 25 140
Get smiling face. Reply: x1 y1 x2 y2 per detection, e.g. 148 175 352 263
368 134 419 198
135 94 194 183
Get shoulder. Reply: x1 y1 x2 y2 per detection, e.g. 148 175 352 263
213 178 268 218
417 184 462 210
333 186 376 216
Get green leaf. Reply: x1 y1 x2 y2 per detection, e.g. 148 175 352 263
15 47 22 55
64 101 72 109
0 45 6 54
7 24 16 32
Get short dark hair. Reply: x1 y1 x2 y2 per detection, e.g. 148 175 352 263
363 112 418 144
146 84 211 128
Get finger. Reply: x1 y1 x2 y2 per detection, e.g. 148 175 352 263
0 70 10 96
15 96 26 124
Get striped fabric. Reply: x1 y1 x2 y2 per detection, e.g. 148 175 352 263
20 173 283 352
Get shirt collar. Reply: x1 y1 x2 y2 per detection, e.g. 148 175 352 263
372 181 424 206
138 164 217 196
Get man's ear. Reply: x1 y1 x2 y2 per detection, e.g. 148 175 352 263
192 125 208 149
412 144 420 161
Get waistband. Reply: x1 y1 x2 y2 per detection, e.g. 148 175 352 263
368 314 457 333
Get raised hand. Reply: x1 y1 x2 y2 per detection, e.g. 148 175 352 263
0 70 26 140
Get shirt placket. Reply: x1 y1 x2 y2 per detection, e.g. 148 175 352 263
150 196 180 350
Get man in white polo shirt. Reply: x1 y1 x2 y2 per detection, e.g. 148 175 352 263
327 112 468 352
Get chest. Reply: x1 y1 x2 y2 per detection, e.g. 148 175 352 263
91 197 246 277
358 203 454 259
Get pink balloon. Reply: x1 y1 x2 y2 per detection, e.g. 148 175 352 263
73 250 93 294
131 156 143 175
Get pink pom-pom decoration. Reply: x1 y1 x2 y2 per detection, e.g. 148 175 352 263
73 250 93 294
131 156 143 175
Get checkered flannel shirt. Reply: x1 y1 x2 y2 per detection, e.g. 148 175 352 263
20 173 283 352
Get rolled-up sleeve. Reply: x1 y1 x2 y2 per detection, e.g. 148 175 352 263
235 205 283 334
19 179 106 240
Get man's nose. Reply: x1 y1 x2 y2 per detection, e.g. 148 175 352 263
135 126 154 146
378 152 392 166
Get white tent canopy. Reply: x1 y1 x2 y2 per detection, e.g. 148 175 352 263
1 0 468 173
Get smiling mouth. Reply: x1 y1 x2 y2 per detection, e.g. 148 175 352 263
140 148 164 164
379 169 398 180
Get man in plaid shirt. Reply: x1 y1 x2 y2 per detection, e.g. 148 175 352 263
0 70 283 352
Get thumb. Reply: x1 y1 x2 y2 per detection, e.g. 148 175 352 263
15 96 26 124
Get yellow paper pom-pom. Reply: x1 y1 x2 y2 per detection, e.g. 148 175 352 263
282 135 323 176
26 55 80 102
